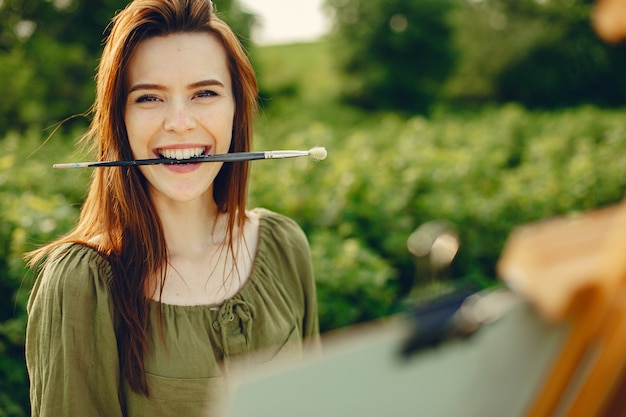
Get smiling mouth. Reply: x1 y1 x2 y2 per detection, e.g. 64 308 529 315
156 146 207 161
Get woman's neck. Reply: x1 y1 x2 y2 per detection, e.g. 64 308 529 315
151 192 226 257
146 193 259 306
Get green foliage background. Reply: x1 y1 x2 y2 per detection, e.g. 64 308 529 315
325 0 626 112
324 0 458 113
3 0 626 415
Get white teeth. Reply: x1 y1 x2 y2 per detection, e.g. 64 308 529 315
159 147 205 160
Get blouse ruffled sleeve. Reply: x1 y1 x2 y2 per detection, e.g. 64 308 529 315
26 243 124 417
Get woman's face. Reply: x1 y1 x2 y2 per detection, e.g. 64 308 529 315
124 32 235 205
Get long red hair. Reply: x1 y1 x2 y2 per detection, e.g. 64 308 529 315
27 0 258 395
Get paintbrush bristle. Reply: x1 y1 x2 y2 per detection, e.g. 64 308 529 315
308 146 327 161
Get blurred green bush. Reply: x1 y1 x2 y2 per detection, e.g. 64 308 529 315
250 102 626 317
0 128 90 416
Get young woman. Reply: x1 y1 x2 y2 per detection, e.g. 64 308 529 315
25 0 320 415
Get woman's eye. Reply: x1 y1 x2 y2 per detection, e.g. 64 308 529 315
196 90 217 98
135 95 159 103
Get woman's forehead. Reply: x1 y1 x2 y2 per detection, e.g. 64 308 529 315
126 32 231 89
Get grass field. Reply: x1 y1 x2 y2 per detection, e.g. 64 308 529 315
255 40 341 103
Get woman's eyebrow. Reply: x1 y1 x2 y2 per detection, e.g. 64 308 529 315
188 79 225 89
128 79 225 94
127 83 165 94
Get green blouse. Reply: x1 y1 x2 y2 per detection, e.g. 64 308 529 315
26 208 321 417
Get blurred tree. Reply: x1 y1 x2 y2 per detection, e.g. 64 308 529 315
324 0 459 114
0 0 128 133
213 0 257 50
496 0 626 107
0 0 255 134
446 0 626 108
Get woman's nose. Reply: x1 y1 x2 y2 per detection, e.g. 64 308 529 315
163 101 196 133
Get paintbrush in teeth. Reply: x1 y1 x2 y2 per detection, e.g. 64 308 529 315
53 146 327 169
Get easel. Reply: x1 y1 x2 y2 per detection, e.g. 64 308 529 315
497 199 626 416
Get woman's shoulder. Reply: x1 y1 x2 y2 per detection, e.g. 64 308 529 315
251 208 311 267
34 242 113 298
252 208 310 256
44 242 109 271
252 208 308 240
